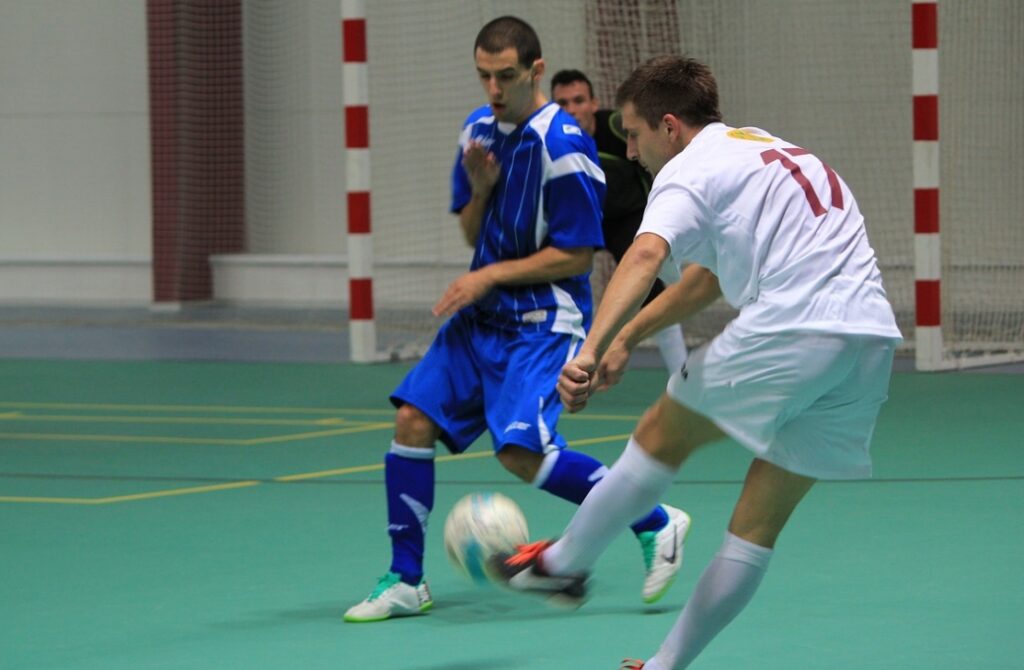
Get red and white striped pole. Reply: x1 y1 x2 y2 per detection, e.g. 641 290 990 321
342 0 376 362
912 0 942 370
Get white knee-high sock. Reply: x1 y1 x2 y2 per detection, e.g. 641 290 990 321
542 437 676 575
646 532 773 670
654 324 688 374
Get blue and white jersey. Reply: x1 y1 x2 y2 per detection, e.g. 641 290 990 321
450 102 606 337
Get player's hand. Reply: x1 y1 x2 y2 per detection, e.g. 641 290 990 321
558 351 599 413
432 269 494 318
462 141 500 195
594 337 631 392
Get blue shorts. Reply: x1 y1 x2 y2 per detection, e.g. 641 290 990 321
390 312 582 454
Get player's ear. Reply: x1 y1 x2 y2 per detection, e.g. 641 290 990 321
531 58 545 82
663 113 682 138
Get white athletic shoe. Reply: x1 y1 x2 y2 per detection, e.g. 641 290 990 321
638 505 691 603
343 572 433 623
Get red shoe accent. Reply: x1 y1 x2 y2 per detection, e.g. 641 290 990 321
504 540 554 568
619 659 644 670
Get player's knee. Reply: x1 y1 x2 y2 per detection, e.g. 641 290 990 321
634 396 714 467
728 460 815 547
394 403 439 447
495 444 542 483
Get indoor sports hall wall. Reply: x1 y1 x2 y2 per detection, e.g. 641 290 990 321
2 0 1020 361
0 1 152 302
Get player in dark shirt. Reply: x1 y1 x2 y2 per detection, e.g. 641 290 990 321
552 69 687 373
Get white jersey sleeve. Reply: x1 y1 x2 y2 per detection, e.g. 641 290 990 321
637 181 713 286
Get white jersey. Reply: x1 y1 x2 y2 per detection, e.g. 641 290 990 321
638 123 902 340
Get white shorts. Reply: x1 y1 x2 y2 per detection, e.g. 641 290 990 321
666 325 897 480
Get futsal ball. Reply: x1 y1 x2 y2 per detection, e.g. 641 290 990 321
443 492 529 585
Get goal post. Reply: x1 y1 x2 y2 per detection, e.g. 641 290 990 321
340 0 378 363
913 0 1024 370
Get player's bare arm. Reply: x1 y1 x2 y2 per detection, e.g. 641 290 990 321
458 140 501 246
597 265 721 390
432 246 593 318
557 233 668 412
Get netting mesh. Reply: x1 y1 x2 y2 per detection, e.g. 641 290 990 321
939 1 1024 355
238 0 1022 363
150 0 245 302
243 0 345 255
671 0 1024 361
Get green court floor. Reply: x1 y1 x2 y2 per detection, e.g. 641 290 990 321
1 359 1021 669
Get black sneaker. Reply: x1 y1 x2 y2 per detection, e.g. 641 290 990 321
488 540 589 609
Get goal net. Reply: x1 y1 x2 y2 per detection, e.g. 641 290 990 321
667 0 1024 368
326 0 1024 366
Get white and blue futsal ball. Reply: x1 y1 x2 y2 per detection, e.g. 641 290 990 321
443 492 529 585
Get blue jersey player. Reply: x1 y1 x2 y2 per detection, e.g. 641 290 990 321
344 16 690 624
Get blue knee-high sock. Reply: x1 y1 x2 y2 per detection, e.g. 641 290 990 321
534 449 668 534
385 442 435 585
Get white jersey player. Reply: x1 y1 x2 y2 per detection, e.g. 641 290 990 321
492 55 903 670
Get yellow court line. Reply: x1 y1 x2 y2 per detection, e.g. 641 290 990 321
0 401 395 416
266 434 632 482
0 401 637 421
0 432 254 446
0 496 94 504
244 422 394 445
0 414 384 427
91 480 262 505
276 450 496 482
274 462 395 482
567 433 632 447
0 432 634 505
0 481 261 506
0 422 393 447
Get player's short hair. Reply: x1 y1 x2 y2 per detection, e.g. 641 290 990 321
550 69 594 98
615 55 723 129
474 16 542 69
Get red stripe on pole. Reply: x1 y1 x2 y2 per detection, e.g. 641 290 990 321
912 3 938 49
915 280 941 327
914 189 939 233
342 19 367 62
347 192 371 234
345 106 369 148
350 278 374 320
913 95 939 141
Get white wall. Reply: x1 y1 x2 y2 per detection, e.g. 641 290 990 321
0 0 152 303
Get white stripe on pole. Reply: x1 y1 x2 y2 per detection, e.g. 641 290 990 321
911 50 938 96
343 63 369 105
912 142 940 188
913 233 941 281
348 234 374 278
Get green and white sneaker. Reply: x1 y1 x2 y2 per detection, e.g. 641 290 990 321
343 572 433 623
637 505 691 604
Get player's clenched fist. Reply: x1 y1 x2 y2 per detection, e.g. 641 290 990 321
558 351 598 413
